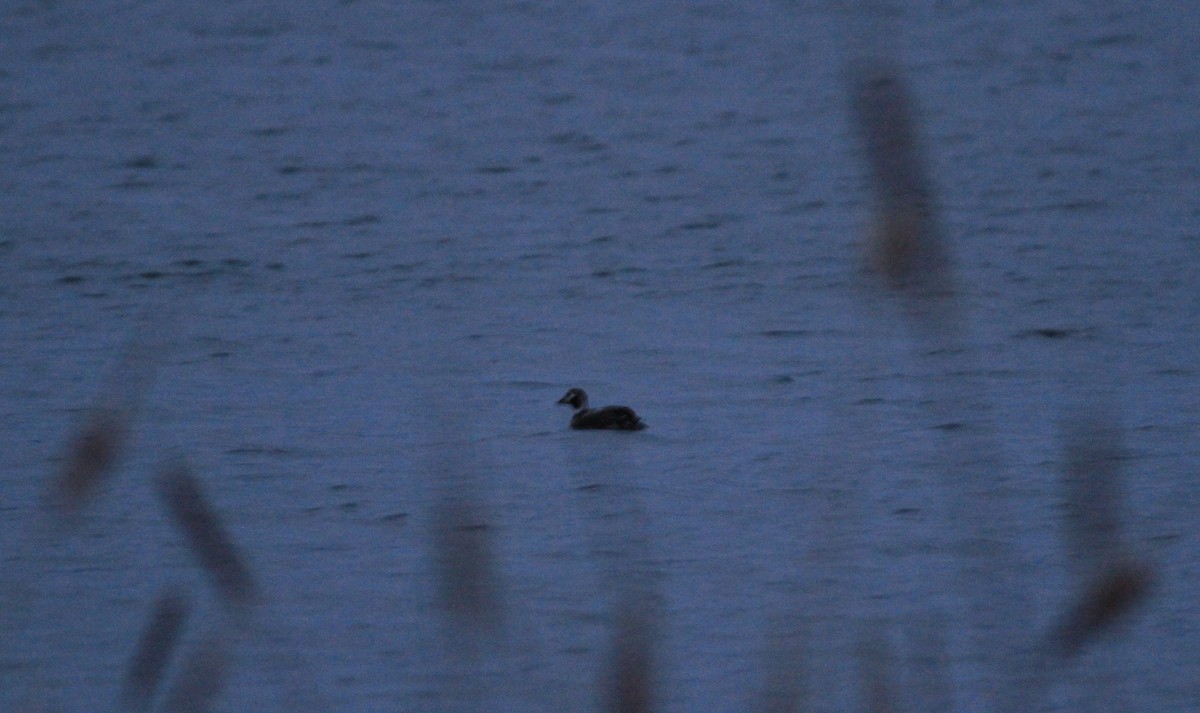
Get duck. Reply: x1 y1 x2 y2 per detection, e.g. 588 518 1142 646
556 388 647 431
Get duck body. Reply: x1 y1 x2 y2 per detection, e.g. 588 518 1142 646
557 388 647 431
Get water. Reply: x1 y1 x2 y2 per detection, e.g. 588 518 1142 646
2 1 1197 711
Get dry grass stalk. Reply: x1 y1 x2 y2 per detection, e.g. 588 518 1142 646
1051 417 1153 659
608 600 655 713
159 629 233 713
1051 557 1153 660
119 588 191 712
46 325 162 521
434 496 501 637
847 59 951 297
156 462 259 611
48 407 128 518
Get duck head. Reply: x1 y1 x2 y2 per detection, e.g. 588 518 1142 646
556 388 588 410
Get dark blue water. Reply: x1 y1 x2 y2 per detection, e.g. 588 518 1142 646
2 1 1197 711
